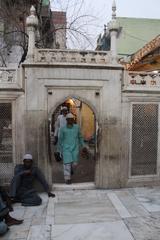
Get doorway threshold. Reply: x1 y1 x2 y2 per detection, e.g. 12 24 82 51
52 182 96 191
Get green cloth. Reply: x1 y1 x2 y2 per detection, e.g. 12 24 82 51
58 124 84 164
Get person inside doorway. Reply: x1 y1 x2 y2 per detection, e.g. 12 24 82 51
0 187 23 236
53 106 68 161
58 113 88 184
9 154 55 206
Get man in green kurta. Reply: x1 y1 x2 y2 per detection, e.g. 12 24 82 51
58 113 87 184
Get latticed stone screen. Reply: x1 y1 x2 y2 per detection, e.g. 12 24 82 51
0 103 13 185
131 104 158 176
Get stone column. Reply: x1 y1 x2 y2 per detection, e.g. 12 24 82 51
26 6 38 61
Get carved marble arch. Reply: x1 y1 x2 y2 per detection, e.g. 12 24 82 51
48 95 98 122
48 95 99 184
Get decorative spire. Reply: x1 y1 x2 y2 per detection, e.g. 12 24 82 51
30 5 36 15
108 0 119 64
26 5 39 61
26 5 38 28
112 0 116 20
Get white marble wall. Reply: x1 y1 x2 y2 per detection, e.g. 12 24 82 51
22 63 123 189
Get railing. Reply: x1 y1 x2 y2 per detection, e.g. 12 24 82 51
34 49 111 65
123 71 160 91
0 68 22 89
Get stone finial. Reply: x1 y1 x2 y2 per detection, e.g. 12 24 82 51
108 0 119 64
30 5 36 14
26 5 38 28
108 0 119 31
112 0 116 20
26 5 39 61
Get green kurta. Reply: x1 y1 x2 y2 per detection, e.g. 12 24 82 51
58 124 84 164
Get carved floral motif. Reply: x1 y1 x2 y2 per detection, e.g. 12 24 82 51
0 69 16 83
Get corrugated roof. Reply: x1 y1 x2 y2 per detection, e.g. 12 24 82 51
125 35 160 70
117 17 160 56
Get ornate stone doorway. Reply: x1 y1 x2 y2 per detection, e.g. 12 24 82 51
48 97 98 184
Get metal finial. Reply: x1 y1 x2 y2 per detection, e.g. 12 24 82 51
112 0 116 19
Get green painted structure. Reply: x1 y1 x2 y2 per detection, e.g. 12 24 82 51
117 17 160 56
42 0 50 6
99 17 160 57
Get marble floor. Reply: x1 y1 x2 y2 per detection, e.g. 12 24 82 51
2 186 160 239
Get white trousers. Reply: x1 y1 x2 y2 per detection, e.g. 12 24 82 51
63 162 78 180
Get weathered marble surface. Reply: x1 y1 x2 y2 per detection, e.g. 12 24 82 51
130 187 160 212
27 225 51 240
54 198 120 224
51 221 134 240
115 190 149 217
55 189 109 202
2 220 31 240
2 188 160 240
1 193 48 240
124 214 160 240
107 192 131 218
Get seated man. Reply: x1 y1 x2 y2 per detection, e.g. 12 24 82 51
10 154 55 206
0 191 23 236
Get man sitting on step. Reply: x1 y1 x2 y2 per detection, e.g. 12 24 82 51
9 154 55 206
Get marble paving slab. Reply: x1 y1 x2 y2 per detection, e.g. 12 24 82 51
55 189 112 203
55 190 98 202
115 190 149 217
27 225 51 240
53 182 96 191
2 220 31 240
107 192 131 218
51 220 134 240
46 197 55 225
54 198 120 224
124 214 160 240
130 187 160 212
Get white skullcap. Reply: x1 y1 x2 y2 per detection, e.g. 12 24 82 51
61 106 68 110
66 113 74 119
23 154 33 160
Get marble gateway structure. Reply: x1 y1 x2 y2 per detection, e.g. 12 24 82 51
0 4 160 189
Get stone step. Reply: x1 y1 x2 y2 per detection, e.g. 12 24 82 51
52 182 96 191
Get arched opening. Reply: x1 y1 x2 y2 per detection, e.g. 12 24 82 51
48 97 98 184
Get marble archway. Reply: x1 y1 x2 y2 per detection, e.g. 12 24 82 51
48 95 99 184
